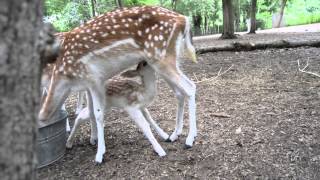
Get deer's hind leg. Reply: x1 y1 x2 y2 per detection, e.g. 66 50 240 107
147 55 197 148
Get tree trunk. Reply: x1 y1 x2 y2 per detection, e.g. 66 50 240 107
276 0 287 28
220 0 237 39
204 16 208 34
234 0 240 32
0 0 43 179
159 0 164 6
115 0 123 8
172 0 178 11
90 0 96 17
249 0 257 33
193 14 202 36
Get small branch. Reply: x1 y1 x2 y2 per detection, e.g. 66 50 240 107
211 112 231 118
195 64 233 84
192 72 199 82
297 59 320 78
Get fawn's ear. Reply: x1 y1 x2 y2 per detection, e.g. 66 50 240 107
136 61 148 70
121 69 139 78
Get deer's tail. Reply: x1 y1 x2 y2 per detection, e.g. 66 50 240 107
184 16 197 63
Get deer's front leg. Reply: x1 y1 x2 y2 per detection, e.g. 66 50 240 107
88 88 106 164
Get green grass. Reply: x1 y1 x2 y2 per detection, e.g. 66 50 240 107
286 13 320 26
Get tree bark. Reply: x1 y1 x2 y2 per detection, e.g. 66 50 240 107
249 0 257 34
0 0 43 179
220 0 237 39
115 0 123 8
276 0 287 28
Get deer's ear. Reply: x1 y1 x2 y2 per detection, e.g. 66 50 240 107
121 70 139 78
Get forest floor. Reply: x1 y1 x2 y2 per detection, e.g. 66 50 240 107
38 32 320 179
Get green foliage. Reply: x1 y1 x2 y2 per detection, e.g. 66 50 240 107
125 0 159 6
45 0 92 32
44 0 320 34
285 0 320 26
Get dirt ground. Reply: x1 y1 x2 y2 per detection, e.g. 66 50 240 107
37 35 320 179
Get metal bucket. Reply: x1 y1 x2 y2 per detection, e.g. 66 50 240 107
37 110 67 168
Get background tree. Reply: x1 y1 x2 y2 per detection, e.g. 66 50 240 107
276 0 287 28
115 0 123 8
171 0 178 10
0 0 44 179
91 0 97 17
233 0 240 32
221 0 236 39
249 0 257 33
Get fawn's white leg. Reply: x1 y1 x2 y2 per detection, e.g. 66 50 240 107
86 91 98 145
75 91 86 115
66 108 90 148
90 115 98 145
164 83 185 142
126 108 166 157
61 103 71 132
141 108 169 140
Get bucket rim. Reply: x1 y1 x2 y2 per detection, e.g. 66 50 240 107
38 110 68 129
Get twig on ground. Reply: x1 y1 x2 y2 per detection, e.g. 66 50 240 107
193 72 199 82
195 64 234 84
297 59 320 78
211 112 231 118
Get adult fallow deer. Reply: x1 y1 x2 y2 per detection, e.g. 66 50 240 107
39 6 197 163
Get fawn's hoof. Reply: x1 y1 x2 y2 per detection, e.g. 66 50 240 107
184 144 192 149
165 138 172 142
90 138 97 146
66 142 73 149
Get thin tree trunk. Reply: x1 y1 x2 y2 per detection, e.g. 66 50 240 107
249 0 257 33
172 0 178 11
234 0 240 32
276 0 287 28
204 16 208 34
193 14 202 36
90 0 96 17
220 0 237 39
115 0 123 8
159 0 164 6
0 0 43 179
